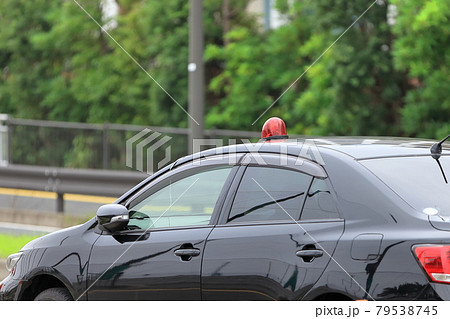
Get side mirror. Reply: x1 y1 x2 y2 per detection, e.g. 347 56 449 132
96 204 129 232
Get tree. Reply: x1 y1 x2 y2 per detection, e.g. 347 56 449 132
206 0 407 136
2 0 448 143
0 0 253 127
392 0 450 139
0 0 79 119
0 0 256 168
292 0 406 136
205 0 312 131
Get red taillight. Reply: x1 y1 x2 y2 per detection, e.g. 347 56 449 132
414 245 450 284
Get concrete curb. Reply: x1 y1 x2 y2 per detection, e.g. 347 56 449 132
0 208 92 228
0 222 61 236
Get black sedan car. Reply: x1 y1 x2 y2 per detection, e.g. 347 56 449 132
2 137 450 301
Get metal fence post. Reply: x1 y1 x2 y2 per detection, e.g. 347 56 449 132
103 123 110 169
7 115 12 164
0 114 9 166
56 193 64 213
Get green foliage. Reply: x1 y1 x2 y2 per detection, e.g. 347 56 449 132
0 234 40 258
0 0 73 119
293 0 405 136
206 0 408 136
205 1 313 130
0 0 251 128
1 0 449 156
392 0 450 138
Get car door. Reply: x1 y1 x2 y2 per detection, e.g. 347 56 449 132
201 154 345 300
86 156 239 300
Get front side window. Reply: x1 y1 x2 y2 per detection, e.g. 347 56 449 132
228 166 312 223
128 166 233 230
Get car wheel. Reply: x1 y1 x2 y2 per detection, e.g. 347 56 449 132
34 287 73 301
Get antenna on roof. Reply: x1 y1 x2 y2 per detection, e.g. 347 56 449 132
430 134 450 184
430 134 450 160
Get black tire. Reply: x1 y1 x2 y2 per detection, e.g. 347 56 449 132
34 287 73 301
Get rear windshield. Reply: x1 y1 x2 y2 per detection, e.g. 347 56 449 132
360 156 450 217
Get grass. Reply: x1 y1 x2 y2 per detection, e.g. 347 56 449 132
0 234 41 258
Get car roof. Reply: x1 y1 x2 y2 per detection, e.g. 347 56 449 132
181 136 450 164
117 136 450 204
309 137 450 160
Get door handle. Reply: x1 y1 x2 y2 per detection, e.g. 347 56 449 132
174 249 200 257
174 248 200 261
296 249 323 262
296 250 323 258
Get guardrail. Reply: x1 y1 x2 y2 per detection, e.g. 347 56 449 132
0 114 262 170
0 164 149 213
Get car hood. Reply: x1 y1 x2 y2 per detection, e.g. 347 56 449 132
20 218 96 251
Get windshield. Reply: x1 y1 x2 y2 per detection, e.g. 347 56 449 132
361 156 450 217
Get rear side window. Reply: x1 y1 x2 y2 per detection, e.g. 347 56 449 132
361 156 450 218
301 178 340 220
228 166 312 223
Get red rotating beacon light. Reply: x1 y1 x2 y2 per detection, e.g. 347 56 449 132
261 117 288 142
